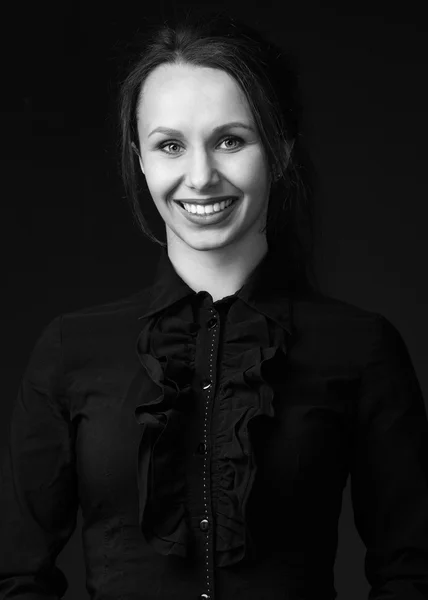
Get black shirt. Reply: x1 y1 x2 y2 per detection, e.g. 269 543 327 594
1 246 428 600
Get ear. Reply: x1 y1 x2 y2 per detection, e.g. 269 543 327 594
131 141 145 175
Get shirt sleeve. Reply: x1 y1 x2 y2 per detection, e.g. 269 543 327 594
0 315 79 599
350 314 428 600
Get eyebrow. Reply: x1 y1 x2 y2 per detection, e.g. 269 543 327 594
148 121 255 138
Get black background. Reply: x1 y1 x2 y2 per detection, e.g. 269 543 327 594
3 0 428 597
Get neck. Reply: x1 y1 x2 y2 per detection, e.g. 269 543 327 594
166 233 269 303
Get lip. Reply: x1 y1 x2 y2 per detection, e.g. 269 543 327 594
175 196 240 224
174 196 237 206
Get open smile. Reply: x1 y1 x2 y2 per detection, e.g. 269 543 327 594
175 197 240 224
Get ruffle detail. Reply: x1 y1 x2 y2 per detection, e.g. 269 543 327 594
211 304 288 567
134 307 200 558
134 298 289 567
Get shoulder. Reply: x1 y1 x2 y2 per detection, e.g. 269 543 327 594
293 289 388 327
59 289 149 336
291 290 402 367
35 290 151 372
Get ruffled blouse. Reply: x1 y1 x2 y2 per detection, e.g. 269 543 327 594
3 244 428 599
134 293 289 567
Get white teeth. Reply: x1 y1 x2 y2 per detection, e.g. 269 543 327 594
182 197 234 214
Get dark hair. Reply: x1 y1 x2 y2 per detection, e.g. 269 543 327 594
118 8 320 294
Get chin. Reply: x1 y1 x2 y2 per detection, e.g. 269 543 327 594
167 225 238 250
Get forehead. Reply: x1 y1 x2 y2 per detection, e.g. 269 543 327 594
137 63 252 130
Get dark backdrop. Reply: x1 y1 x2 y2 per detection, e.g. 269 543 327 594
3 0 428 598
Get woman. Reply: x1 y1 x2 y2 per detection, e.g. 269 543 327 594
1 9 427 600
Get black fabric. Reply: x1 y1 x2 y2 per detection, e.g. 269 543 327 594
1 245 428 600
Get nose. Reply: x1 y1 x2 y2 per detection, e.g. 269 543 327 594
185 148 220 190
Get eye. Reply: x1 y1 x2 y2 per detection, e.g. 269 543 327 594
158 141 183 155
157 135 244 155
218 135 244 150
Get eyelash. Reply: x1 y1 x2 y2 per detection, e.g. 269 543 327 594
157 135 244 155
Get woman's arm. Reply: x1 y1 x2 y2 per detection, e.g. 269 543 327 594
0 315 79 599
350 314 428 599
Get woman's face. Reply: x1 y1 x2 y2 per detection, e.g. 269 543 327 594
136 62 272 251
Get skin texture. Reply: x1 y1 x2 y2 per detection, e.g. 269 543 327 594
136 62 273 301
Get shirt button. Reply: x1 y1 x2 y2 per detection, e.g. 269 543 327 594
207 316 217 330
197 442 207 454
199 518 209 531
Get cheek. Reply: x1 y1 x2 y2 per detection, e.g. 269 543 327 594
144 162 162 179
231 149 270 191
141 161 170 199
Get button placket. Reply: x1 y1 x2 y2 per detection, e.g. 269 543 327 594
199 305 218 600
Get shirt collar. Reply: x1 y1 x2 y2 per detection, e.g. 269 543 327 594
137 245 295 336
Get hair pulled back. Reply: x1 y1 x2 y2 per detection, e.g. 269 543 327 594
118 8 319 294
